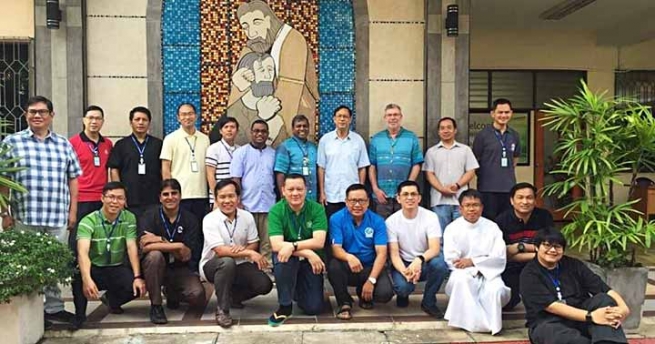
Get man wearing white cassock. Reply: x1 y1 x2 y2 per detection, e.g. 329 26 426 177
443 189 511 335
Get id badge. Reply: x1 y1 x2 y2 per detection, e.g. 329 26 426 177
302 166 309 176
93 155 101 167
168 254 175 264
138 163 146 175
501 157 509 167
190 160 199 173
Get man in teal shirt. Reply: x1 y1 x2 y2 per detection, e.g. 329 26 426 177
274 114 318 201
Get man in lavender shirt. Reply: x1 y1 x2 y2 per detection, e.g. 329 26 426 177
230 119 277 263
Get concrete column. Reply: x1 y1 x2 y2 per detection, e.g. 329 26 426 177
146 0 163 137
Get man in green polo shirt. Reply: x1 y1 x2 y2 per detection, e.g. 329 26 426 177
76 182 146 327
267 173 328 326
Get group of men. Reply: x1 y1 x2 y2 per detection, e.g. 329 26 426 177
0 95 631 343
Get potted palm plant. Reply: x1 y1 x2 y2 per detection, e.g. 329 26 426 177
541 80 655 330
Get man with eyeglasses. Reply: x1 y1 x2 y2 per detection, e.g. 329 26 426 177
138 179 205 324
1 96 82 326
76 182 146 327
520 228 629 344
327 183 393 320
443 189 510 335
386 180 449 318
230 119 276 263
496 182 554 311
200 179 273 328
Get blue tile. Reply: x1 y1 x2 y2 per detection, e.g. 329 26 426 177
318 93 356 137
163 92 202 135
163 46 201 92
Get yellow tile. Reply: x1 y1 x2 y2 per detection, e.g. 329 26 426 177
369 81 424 138
86 17 147 76
367 0 424 22
86 0 147 16
86 77 148 137
369 23 425 80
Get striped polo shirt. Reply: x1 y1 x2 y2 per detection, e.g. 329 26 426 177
205 139 239 203
77 209 137 267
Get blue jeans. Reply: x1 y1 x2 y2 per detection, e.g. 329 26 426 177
391 254 449 308
273 254 325 315
432 205 461 232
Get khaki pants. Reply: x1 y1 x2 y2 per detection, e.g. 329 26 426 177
142 251 206 307
253 212 271 263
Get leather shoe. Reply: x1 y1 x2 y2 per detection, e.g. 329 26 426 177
215 309 233 328
150 305 168 324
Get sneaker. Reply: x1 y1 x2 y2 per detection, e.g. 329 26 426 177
100 293 124 314
44 310 75 323
215 309 233 328
150 305 168 324
396 295 409 308
267 311 291 327
421 303 444 319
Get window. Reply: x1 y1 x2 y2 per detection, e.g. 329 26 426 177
0 41 30 135
615 70 655 108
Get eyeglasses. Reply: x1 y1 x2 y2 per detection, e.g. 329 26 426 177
161 191 180 197
541 242 564 252
399 192 420 198
461 203 482 209
84 116 104 122
27 109 51 116
346 198 368 206
178 111 196 117
104 194 126 202
252 129 268 134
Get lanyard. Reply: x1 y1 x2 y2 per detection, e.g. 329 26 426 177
159 207 182 241
98 211 121 264
223 216 239 244
131 135 149 163
292 137 309 158
87 141 99 156
290 209 306 241
544 264 563 301
220 140 234 159
184 136 197 157
493 129 508 151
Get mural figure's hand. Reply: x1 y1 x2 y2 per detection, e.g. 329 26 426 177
256 96 281 120
232 67 255 92
266 115 284 145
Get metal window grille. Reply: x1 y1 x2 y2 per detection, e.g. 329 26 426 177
0 41 30 135
615 70 655 108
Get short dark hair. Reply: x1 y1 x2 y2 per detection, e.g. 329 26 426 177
177 102 197 114
458 189 482 205
215 179 241 197
397 180 421 196
438 117 457 129
130 106 152 121
251 119 268 130
161 178 182 193
25 96 53 112
103 181 127 195
345 184 367 198
510 182 537 198
284 173 306 185
84 105 104 117
291 114 309 127
535 227 567 250
492 98 513 111
333 105 352 117
219 116 239 130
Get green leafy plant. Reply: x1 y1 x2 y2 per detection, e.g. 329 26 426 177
542 80 655 268
0 121 28 209
0 229 74 303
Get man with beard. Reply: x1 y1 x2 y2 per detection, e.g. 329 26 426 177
228 0 319 145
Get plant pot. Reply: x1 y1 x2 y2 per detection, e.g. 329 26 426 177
0 293 44 344
584 262 648 331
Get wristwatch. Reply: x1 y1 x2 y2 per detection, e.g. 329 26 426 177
417 255 426 263
585 311 593 324
292 242 298 251
368 277 377 285
517 242 526 253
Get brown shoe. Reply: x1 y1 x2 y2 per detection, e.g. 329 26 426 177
215 309 233 328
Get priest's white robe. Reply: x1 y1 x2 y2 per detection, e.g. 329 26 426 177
443 216 511 335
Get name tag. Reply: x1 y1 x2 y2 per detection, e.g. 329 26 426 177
501 157 509 167
190 160 199 173
302 166 309 176
138 163 146 175
94 156 101 167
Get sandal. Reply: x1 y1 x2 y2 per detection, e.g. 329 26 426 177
359 300 374 310
336 304 353 320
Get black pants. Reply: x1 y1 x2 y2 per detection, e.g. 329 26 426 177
327 259 393 307
72 265 139 318
180 198 209 228
127 204 151 222
203 257 273 311
481 192 510 220
71 201 103 318
324 202 345 261
530 293 628 344
501 264 524 310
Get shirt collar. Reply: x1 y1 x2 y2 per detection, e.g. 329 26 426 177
436 140 461 148
249 142 268 151
25 127 53 140
333 130 351 140
80 131 105 143
284 199 306 215
386 127 405 138
509 209 533 224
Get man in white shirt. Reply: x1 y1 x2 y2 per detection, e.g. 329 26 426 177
443 189 510 335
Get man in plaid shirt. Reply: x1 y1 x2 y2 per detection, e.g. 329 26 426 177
1 95 82 326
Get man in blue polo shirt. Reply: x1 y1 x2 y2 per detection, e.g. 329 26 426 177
327 183 393 320
369 104 423 218
274 114 318 201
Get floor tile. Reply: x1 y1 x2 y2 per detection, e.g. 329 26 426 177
303 331 387 344
385 329 473 343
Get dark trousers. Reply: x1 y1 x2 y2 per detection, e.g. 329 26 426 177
481 192 510 220
372 197 401 219
203 257 273 311
180 198 209 228
71 201 103 318
72 264 138 317
327 259 393 307
324 202 345 261
530 293 628 344
501 264 524 310
141 251 206 307
273 254 325 315
127 204 151 222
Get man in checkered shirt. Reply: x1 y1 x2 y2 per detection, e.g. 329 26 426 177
1 95 82 326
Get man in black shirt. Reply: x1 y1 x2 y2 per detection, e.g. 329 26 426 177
139 179 205 324
107 107 163 219
520 228 629 344
496 182 553 310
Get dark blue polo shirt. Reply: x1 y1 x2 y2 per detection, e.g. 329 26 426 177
329 208 387 266
472 124 521 193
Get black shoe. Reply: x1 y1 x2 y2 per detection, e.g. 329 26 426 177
44 310 75 323
71 315 86 330
421 303 444 319
150 305 168 324
44 319 53 330
100 293 124 314
215 309 233 328
396 296 409 308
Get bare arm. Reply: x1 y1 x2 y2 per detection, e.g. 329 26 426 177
68 178 79 230
77 239 93 283
369 245 387 280
206 165 217 195
408 164 421 181
388 242 406 273
110 168 121 182
126 240 142 277
358 167 367 184
368 165 380 190
457 169 477 187
275 172 285 195
425 170 447 194
317 166 326 205
212 242 259 259
161 160 172 180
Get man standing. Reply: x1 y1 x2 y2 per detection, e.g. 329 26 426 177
267 174 328 326
520 228 629 344
200 179 273 328
496 182 554 311
161 103 210 226
443 189 510 335
317 106 370 220
230 0 318 144
423 117 478 230
369 104 423 218
274 114 318 201
328 184 393 320
472 98 521 220
76 182 146 321
139 179 205 324
206 116 240 209
386 181 449 318
108 106 163 219
1 96 82 325
230 119 276 262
